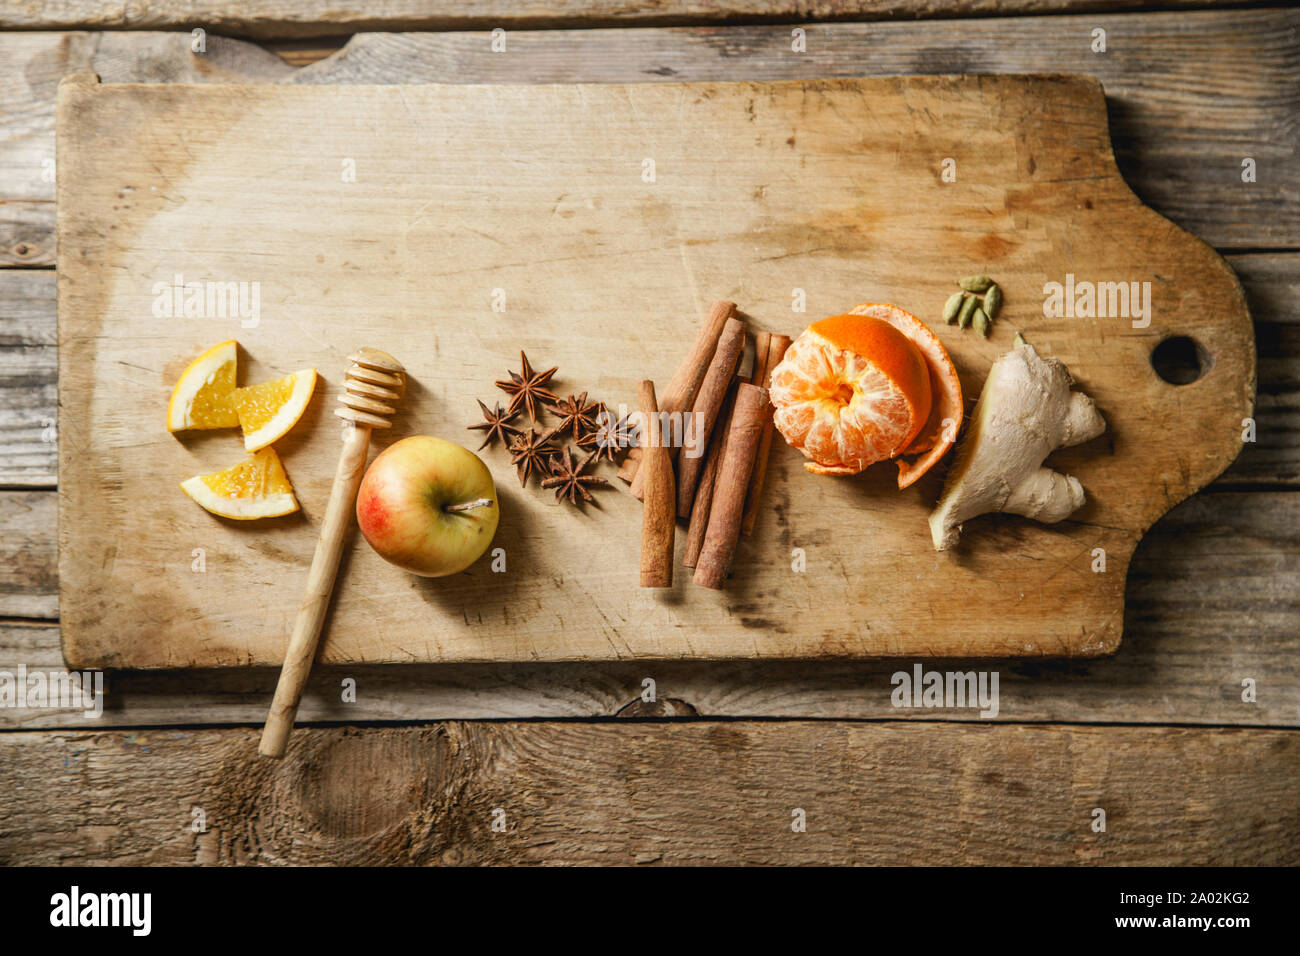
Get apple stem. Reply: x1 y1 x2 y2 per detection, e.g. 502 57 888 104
443 497 494 514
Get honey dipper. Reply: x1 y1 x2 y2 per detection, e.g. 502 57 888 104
259 348 405 759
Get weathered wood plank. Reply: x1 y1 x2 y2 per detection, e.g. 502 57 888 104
0 202 54 267
2 10 1297 248
0 0 1261 40
0 494 55 618
0 32 293 202
3 255 1292 489
4 488 1294 726
298 14 1299 250
1224 254 1300 486
0 722 1294 864
0 271 56 487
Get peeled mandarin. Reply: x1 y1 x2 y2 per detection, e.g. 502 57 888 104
770 313 932 476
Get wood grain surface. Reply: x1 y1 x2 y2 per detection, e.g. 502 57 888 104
1 722 1294 864
5 11 1298 253
0 492 56 618
0 4 1296 870
3 254 1293 490
56 74 1252 667
0 272 57 488
0 0 1260 39
6 487 1298 727
0 22 1289 731
0 201 53 267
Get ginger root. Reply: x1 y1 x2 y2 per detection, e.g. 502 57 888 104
929 341 1105 550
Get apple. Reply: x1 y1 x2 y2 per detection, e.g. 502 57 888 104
356 435 500 577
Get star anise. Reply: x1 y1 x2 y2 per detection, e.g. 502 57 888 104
549 391 604 439
508 427 559 487
467 399 522 450
495 351 559 423
542 447 609 505
577 410 634 463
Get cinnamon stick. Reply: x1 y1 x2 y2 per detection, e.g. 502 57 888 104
638 380 675 588
683 375 740 569
750 332 773 387
693 383 768 590
629 300 736 498
675 316 746 519
662 299 738 421
741 333 792 536
617 446 642 484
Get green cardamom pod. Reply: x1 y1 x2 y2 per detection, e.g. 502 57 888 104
983 283 1002 319
942 291 965 324
957 294 978 329
959 274 993 293
973 307 990 337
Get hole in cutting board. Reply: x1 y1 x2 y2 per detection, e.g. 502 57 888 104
1151 335 1211 385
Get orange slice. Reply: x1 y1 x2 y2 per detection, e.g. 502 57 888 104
849 303 964 488
179 447 299 519
770 313 932 476
166 340 239 432
232 368 317 452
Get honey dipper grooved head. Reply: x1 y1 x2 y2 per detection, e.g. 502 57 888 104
336 348 405 428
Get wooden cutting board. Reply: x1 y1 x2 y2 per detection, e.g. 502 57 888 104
56 73 1253 669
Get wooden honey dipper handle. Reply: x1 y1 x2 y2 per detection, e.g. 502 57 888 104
259 348 404 759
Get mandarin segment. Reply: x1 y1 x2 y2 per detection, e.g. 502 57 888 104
233 368 317 451
235 377 293 432
166 340 240 431
180 447 299 519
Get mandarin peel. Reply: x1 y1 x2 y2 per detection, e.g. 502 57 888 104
847 303 964 489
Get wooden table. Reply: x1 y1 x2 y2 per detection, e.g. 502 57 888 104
1 2 1296 865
